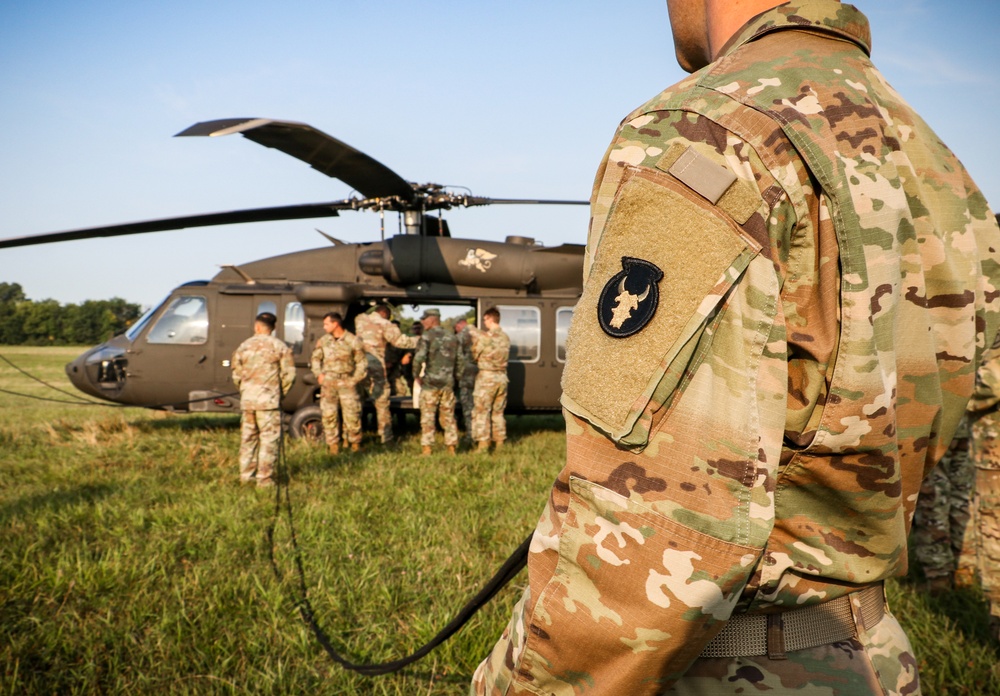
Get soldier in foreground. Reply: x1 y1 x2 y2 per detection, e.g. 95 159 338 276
230 312 295 487
472 1 1000 694
454 317 478 438
470 307 509 453
310 312 367 455
413 308 459 456
354 304 419 444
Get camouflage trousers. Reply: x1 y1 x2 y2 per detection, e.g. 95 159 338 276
239 409 281 485
320 378 363 447
457 370 477 432
419 386 459 447
363 354 394 443
911 417 976 581
472 370 507 444
971 411 1000 626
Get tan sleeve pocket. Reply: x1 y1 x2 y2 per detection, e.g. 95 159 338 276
561 166 760 444
512 477 760 693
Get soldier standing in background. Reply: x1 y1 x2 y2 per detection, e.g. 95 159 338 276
454 317 477 438
470 307 509 453
413 308 459 456
354 304 419 444
969 354 1000 640
311 312 367 455
231 312 295 487
911 417 978 593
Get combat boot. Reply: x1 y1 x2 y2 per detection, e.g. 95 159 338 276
350 443 361 453
493 440 504 451
446 445 456 456
477 441 489 453
954 567 976 589
328 443 340 456
422 445 433 456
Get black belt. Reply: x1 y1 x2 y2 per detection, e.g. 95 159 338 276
701 584 885 659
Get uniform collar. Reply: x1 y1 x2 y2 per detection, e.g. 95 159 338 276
718 1 871 58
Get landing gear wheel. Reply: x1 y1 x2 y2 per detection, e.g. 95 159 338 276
289 404 324 442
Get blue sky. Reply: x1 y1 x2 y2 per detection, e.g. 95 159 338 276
2 1 999 308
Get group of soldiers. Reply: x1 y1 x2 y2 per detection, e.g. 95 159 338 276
230 305 512 488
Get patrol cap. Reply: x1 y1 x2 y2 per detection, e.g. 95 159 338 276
421 308 441 319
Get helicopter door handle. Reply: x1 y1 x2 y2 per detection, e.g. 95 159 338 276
197 355 207 364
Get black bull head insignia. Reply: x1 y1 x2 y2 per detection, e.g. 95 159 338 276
598 257 664 338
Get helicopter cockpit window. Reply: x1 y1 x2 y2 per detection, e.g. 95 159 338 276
125 297 167 342
496 305 540 363
556 306 574 363
146 295 209 345
283 302 305 354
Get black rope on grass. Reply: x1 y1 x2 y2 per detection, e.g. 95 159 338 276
265 431 531 676
0 352 102 403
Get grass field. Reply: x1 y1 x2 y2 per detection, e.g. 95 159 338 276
1 347 999 694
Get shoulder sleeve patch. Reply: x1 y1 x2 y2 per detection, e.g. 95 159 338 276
561 166 760 442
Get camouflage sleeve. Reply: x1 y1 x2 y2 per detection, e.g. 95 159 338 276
352 337 367 383
279 345 296 396
413 335 429 379
310 339 323 378
473 110 794 693
385 321 419 350
230 347 243 389
970 336 1000 414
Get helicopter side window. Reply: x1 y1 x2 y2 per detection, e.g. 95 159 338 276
146 295 209 345
257 300 277 317
555 306 574 363
496 305 540 363
283 302 305 354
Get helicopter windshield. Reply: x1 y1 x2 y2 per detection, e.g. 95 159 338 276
125 297 167 342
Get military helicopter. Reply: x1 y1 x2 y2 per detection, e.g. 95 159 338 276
0 118 587 437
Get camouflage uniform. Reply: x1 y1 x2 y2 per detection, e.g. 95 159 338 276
911 417 978 590
310 330 367 448
969 353 1000 636
413 325 460 449
456 324 478 431
470 326 510 446
231 333 295 485
354 311 419 443
472 3 1000 694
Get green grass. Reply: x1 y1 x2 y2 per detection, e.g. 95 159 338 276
1 347 998 694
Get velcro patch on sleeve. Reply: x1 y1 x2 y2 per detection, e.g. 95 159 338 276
562 167 756 441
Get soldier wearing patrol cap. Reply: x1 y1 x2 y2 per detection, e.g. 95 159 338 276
230 312 295 487
472 1 1000 694
311 312 367 455
412 308 459 456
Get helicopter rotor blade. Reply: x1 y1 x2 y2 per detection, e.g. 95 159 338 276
0 202 350 250
176 118 416 202
459 197 589 207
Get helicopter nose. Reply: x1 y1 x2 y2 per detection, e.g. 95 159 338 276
65 350 104 399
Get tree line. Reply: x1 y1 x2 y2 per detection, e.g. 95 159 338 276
0 282 143 345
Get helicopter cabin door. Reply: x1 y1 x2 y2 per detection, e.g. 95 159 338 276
132 291 214 410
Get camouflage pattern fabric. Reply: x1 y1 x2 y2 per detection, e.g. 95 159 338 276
912 417 977 586
231 333 295 485
970 352 1000 634
355 311 419 442
472 2 1000 694
414 325 459 447
472 371 508 445
311 331 367 447
470 325 510 444
419 387 459 448
456 325 478 430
